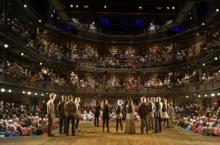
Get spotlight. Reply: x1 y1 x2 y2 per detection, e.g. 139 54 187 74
186 96 189 99
202 22 205 26
104 5 107 9
22 91 26 94
166 6 170 10
211 93 215 97
205 94 208 97
38 19 42 23
8 89 12 93
50 14 54 18
20 52 24 56
34 93 38 96
70 4 73 8
1 88 6 92
27 91 32 95
24 4 27 8
202 63 205 66
41 93 44 96
40 62 43 66
4 44 8 48
217 93 220 96
172 6 175 10
139 6 143 10
75 5 79 8
198 95 201 98
216 8 219 12
214 57 218 61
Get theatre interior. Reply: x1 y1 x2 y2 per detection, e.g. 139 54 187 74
0 0 220 145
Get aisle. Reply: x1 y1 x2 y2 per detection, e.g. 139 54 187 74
1 122 220 145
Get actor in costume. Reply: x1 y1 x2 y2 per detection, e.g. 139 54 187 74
116 99 123 132
47 93 57 137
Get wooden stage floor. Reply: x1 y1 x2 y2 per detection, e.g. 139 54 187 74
1 122 220 145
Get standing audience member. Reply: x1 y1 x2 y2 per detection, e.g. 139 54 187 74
102 99 110 133
162 98 169 128
154 97 162 133
124 99 135 134
168 103 175 128
116 99 123 132
64 96 77 136
138 97 149 134
148 97 155 131
94 100 101 127
75 97 81 131
47 93 57 137
57 95 66 134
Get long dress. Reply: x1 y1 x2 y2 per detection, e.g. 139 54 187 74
124 105 135 134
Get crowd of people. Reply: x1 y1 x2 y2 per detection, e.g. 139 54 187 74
1 59 220 89
176 104 220 136
52 94 175 136
0 100 58 138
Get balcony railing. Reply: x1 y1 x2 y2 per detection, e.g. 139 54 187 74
1 74 220 96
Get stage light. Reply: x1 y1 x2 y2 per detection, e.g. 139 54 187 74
24 4 27 8
8 89 12 93
76 5 79 8
92 21 95 25
205 94 208 97
27 91 32 95
198 95 201 98
22 91 26 94
70 4 73 8
216 8 219 12
38 19 42 23
50 14 54 18
20 52 24 56
172 6 175 10
166 6 170 10
202 22 205 26
211 93 215 97
1 88 5 93
41 93 44 96
214 57 218 61
40 62 43 66
104 5 107 9
217 93 220 96
4 44 8 48
139 6 143 10
186 96 189 99
35 93 38 96
202 63 205 66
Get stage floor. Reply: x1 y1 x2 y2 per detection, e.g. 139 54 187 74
1 122 220 145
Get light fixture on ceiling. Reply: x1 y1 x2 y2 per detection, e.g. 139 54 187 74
202 22 205 26
166 6 170 10
24 4 27 8
75 5 79 8
1 88 6 93
8 89 12 93
104 5 107 9
70 4 73 8
172 6 175 10
20 52 24 56
202 63 205 66
216 8 219 12
214 57 218 61
139 6 143 10
4 44 8 48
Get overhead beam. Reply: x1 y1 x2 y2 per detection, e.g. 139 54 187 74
175 1 197 23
